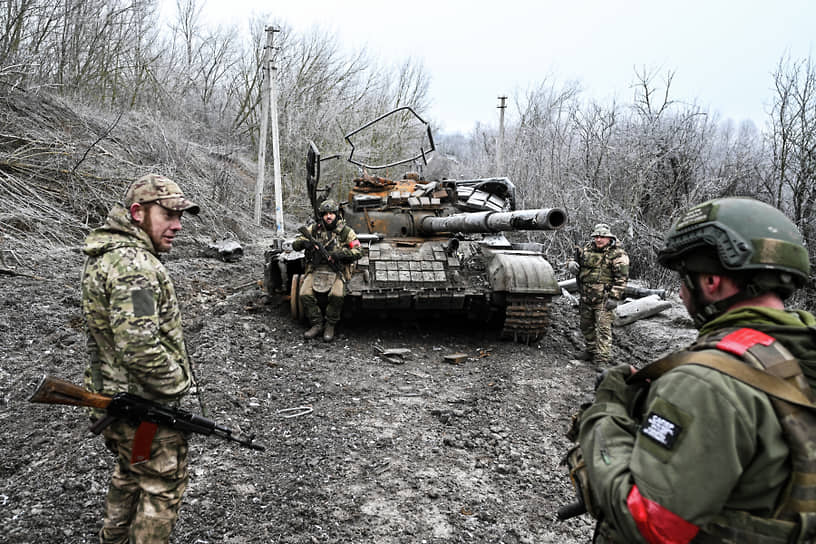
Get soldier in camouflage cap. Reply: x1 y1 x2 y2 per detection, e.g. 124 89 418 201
567 223 629 365
571 198 816 543
124 174 200 214
81 174 199 543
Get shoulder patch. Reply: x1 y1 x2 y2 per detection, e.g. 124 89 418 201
131 288 155 317
640 412 682 449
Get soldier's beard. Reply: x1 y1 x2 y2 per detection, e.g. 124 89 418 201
323 218 337 231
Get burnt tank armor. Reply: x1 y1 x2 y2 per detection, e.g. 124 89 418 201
317 174 564 341
264 107 567 341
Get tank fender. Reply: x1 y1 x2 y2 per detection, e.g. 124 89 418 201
486 252 560 295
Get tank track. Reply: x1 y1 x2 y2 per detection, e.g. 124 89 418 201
501 294 551 343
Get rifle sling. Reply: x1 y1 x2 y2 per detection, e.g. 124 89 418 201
631 351 816 410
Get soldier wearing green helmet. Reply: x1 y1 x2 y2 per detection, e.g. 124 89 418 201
570 197 816 543
567 223 630 365
292 198 362 342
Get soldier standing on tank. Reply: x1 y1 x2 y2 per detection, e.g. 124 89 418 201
567 223 629 365
81 174 199 543
569 197 816 543
292 199 362 342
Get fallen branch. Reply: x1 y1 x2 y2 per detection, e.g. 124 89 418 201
0 267 46 280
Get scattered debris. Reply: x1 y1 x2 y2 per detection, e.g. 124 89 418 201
443 353 468 364
560 288 579 306
614 294 674 326
276 405 313 418
204 239 244 262
0 267 49 281
374 346 411 364
558 278 666 299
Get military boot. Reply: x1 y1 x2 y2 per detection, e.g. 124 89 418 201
304 322 323 339
576 350 595 361
323 323 336 342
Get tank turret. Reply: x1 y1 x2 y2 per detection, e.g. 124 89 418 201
264 107 568 342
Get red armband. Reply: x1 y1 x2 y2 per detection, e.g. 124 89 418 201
716 328 774 356
349 239 360 249
627 485 699 544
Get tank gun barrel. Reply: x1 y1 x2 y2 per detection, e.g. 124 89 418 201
419 208 567 234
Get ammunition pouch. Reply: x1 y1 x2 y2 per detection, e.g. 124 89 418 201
311 268 338 294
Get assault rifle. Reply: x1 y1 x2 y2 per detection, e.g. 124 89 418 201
29 375 264 454
297 225 348 286
556 501 586 521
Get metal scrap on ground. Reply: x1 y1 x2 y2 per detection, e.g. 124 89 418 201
205 239 244 262
443 353 468 364
613 294 674 327
375 346 411 364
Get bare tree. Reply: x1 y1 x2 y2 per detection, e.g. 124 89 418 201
765 55 816 290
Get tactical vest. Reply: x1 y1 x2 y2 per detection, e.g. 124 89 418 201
633 327 816 543
578 243 614 286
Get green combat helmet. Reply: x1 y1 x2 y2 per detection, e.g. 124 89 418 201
591 223 616 239
318 199 340 214
658 197 810 325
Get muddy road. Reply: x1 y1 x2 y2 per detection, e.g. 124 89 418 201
0 240 695 543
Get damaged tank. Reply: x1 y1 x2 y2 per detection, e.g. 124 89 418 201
264 107 567 341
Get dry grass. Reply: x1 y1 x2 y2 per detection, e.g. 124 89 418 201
0 89 272 265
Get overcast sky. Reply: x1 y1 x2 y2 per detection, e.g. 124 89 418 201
182 0 815 134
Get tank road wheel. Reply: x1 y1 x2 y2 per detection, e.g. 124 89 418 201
501 294 552 343
290 274 302 321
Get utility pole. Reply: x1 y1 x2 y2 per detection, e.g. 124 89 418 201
497 95 507 175
254 25 284 235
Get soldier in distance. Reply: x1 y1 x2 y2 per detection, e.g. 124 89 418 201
567 223 630 365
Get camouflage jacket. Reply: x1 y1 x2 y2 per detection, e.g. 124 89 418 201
576 241 629 302
81 205 191 404
292 219 362 276
579 307 816 543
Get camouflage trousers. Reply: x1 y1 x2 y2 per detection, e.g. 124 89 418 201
99 421 189 544
300 272 345 326
579 300 614 363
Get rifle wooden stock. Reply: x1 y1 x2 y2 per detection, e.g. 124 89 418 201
29 375 111 410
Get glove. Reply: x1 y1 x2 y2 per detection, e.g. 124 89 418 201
605 298 618 311
292 238 305 251
567 260 580 276
594 364 636 405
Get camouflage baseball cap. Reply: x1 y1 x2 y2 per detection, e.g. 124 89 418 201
124 174 200 215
